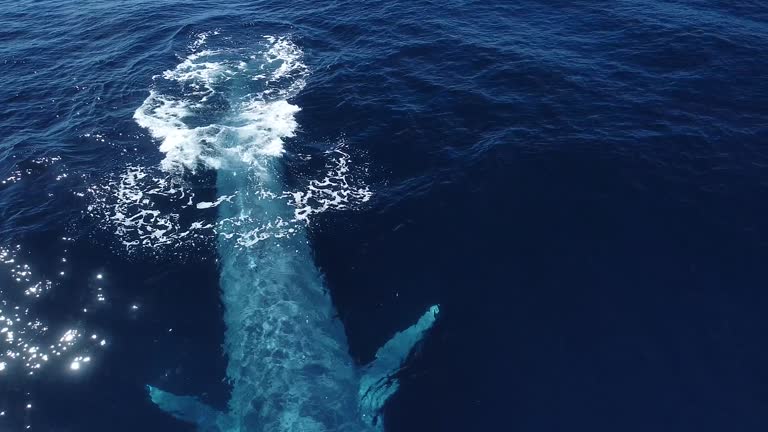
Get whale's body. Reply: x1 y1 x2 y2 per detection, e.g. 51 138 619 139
150 158 438 432
142 35 439 432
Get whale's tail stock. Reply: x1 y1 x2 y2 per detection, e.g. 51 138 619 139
147 304 440 432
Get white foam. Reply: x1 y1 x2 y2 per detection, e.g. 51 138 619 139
190 30 220 51
196 194 235 209
133 92 222 172
90 33 372 253
133 35 309 174
236 99 300 158
288 148 373 222
85 165 210 252
262 35 309 95
217 146 373 248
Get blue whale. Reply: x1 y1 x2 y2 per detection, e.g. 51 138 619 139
147 157 439 431
134 32 439 431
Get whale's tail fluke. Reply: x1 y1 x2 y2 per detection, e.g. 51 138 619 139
147 385 231 432
358 304 440 429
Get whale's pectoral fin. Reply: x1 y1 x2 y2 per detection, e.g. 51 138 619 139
359 304 440 428
147 385 230 432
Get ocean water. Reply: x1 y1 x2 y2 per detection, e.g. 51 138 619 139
2 0 768 430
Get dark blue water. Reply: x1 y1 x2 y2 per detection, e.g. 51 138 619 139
2 0 768 430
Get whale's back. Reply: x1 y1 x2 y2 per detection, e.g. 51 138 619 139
216 167 367 432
